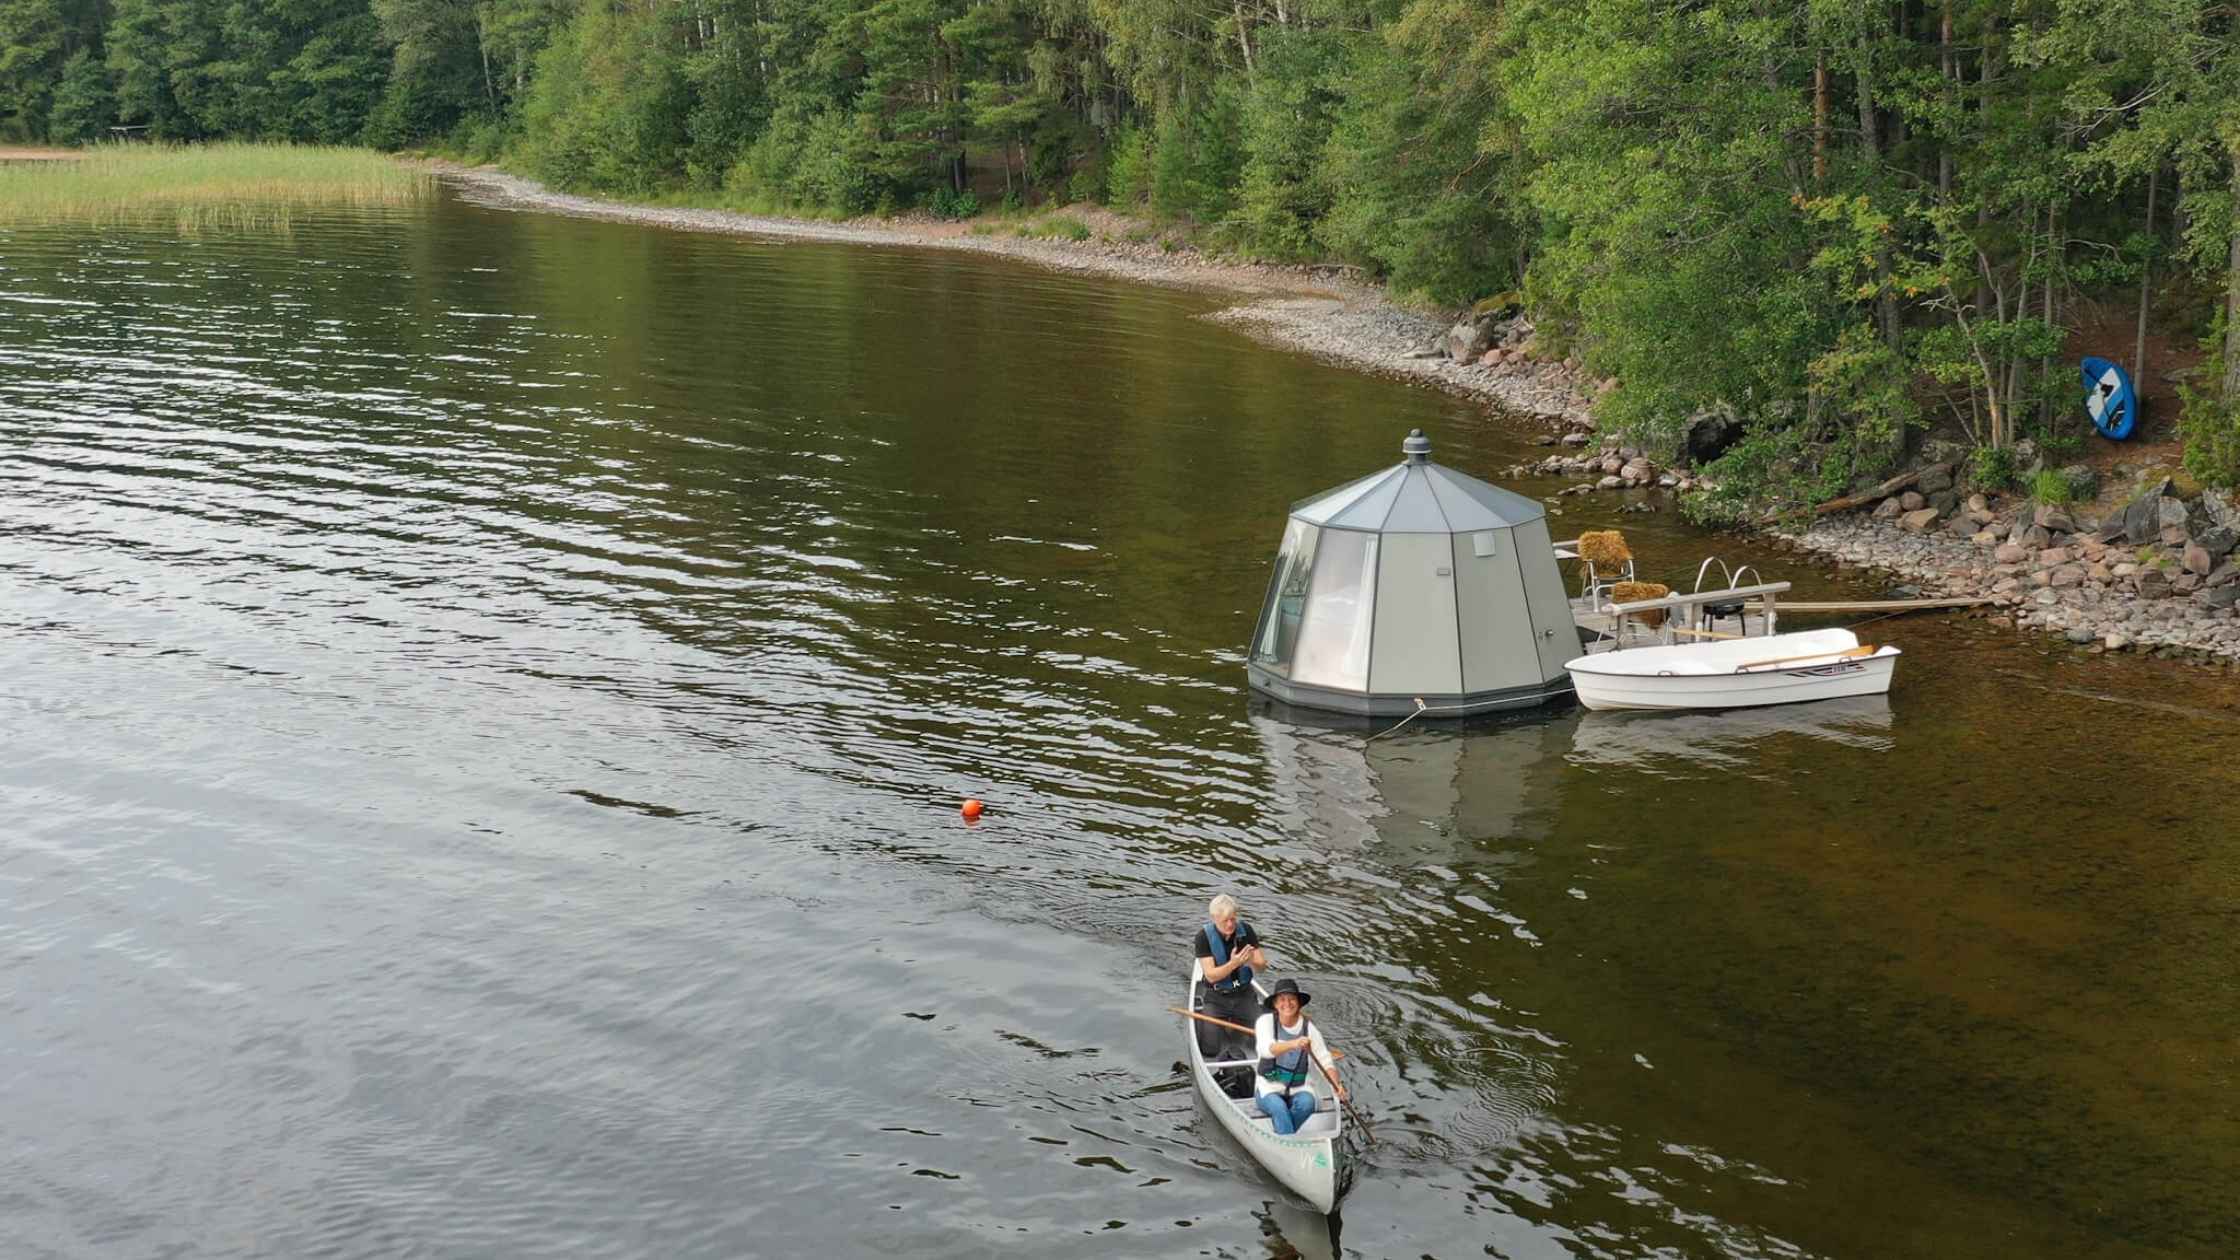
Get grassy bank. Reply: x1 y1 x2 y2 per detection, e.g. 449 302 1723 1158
0 144 431 231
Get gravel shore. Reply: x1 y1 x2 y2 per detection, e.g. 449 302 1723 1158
433 165 1593 424
1778 496 2240 666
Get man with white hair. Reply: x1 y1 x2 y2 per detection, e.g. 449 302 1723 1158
1192 893 1266 1065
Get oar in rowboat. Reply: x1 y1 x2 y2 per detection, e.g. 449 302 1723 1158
1171 1007 1374 1144
1733 643 1876 672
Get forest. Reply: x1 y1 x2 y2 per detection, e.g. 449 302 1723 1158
4 0 2239 515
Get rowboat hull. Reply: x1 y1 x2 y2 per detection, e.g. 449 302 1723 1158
1184 969 1348 1213
1564 629 1900 712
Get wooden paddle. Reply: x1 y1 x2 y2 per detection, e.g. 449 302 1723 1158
1734 643 1875 672
1170 1007 1344 1059
1172 1007 1374 1144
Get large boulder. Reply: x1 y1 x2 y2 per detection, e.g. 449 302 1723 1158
1899 507 1941 532
1917 463 1955 494
2202 488 2240 531
2119 491 2165 544
2196 526 2238 560
2033 504 2078 533
2058 463 2100 502
1873 496 1905 520
1928 489 1959 517
1446 315 1497 364
1682 406 1743 467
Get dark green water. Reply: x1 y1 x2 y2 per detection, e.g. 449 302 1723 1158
1 186 2234 1259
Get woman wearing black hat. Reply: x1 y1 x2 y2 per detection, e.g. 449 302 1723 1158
1252 978 1343 1135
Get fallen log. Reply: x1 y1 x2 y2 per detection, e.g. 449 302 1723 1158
1779 463 1948 521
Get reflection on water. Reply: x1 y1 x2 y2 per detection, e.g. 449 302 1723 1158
1565 694 1896 773
1 191 2236 1259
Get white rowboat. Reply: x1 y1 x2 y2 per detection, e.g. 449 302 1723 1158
1563 628 1900 712
1184 968 1350 1213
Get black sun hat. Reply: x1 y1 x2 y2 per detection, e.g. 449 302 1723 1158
1261 977 1312 1011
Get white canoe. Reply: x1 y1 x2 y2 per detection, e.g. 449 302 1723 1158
1184 968 1350 1213
1563 628 1899 712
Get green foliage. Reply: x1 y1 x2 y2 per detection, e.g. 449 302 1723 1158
1969 444 2019 491
2179 358 2240 489
1317 2 1516 304
1016 214 1089 241
0 0 69 140
47 47 112 144
442 112 511 164
1141 92 1242 224
1683 418 1851 529
1103 120 1151 210
727 107 884 215
925 184 977 220
517 3 690 195
2030 467 2076 505
1234 27 1340 259
1063 158 1099 205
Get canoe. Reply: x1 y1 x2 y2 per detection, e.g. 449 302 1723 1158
1562 628 1899 712
2083 355 2139 440
1184 968 1350 1213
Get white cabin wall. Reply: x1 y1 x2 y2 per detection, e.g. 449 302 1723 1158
1368 532 1463 695
1452 528 1541 693
1509 517 1582 681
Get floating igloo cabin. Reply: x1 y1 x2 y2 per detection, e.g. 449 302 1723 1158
1246 430 1580 716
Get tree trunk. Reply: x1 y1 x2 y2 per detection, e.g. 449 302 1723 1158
1812 54 1828 188
1938 3 1952 201
2041 206 2057 431
2136 163 2158 378
2227 141 2240 400
1857 65 1901 353
1233 2 1257 81
2010 237 2029 444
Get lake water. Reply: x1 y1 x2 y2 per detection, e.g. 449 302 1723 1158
2 188 2235 1259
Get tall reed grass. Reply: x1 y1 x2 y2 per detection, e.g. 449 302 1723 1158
0 143 432 232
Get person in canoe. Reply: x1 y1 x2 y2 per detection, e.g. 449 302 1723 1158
1193 893 1266 1060
1254 978 1343 1135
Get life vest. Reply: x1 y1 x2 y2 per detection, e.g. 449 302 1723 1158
1204 921 1253 991
1259 1017 1313 1093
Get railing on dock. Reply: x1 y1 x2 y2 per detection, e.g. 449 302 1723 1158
1598 581 1792 647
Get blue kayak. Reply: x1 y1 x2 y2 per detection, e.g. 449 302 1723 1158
2082 356 2138 440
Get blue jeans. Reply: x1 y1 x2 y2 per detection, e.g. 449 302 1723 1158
1258 1091 1317 1135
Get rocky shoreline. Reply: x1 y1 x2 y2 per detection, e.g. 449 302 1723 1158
430 165 1595 424
1778 469 2240 664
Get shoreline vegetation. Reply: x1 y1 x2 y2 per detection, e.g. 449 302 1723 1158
0 143 430 229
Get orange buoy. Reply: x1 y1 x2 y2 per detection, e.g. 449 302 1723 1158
960 798 984 821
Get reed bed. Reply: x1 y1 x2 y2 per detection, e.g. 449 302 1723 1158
0 143 431 231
